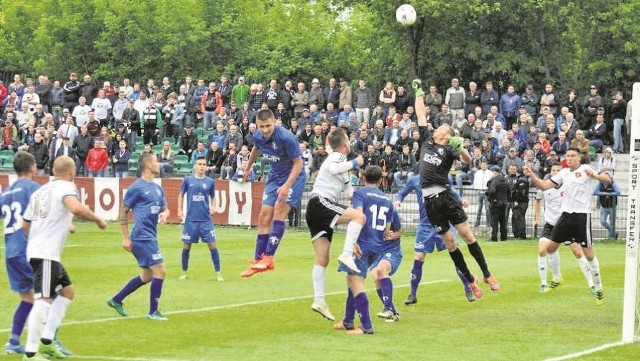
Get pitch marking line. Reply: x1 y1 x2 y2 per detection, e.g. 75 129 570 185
542 341 629 361
73 356 183 361
0 279 450 333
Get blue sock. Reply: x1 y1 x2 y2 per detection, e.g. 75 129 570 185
181 249 190 272
10 301 32 343
380 277 396 314
456 268 471 290
343 288 356 325
410 259 424 296
210 248 221 272
376 288 383 304
254 234 269 260
112 276 146 303
149 278 164 314
354 292 372 332
265 220 285 256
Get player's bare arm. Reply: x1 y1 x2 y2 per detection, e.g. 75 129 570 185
524 164 554 190
585 168 612 184
63 196 107 229
119 204 132 251
177 192 184 220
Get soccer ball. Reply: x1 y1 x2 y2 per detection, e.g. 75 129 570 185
396 4 417 26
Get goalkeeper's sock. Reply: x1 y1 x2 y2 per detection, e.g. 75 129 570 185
538 256 547 286
181 249 190 272
112 276 146 303
576 256 594 288
449 248 473 283
254 234 269 260
380 277 396 314
587 257 602 291
264 220 285 256
341 221 363 258
548 251 561 281
467 242 490 278
409 259 424 296
209 248 221 272
149 278 164 314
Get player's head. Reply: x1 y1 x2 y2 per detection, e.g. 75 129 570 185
550 162 562 176
565 148 581 169
13 151 36 178
52 156 76 180
328 128 349 154
434 123 454 143
139 153 160 177
363 165 383 185
256 109 276 138
194 156 207 177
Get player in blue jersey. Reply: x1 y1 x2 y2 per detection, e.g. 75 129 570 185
395 175 480 304
108 153 171 321
177 156 223 281
369 207 403 323
1 152 41 354
334 165 391 335
239 109 307 277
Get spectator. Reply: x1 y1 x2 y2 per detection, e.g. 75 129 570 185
232 159 256 182
509 166 530 239
309 145 328 181
550 131 569 158
1 117 18 151
379 81 396 118
354 79 373 125
561 89 580 123
231 76 250 108
291 82 309 120
486 165 509 242
338 78 353 111
299 143 313 178
480 81 499 115
26 132 48 175
206 141 224 179
142 98 161 145
322 78 339 110
503 147 523 173
610 90 627 154
190 141 208 163
201 82 222 131
158 141 175 175
581 85 602 129
86 139 109 177
394 144 416 188
473 160 493 228
539 83 558 115
596 148 616 175
465 81 481 116
226 124 243 152
570 129 591 162
588 113 607 151
179 124 198 157
308 78 325 110
219 147 237 180
112 139 131 178
593 172 620 239
379 144 398 191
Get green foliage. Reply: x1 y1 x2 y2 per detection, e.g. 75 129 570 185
0 0 638 95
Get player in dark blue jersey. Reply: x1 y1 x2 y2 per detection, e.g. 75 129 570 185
395 175 479 304
108 153 171 321
1 152 40 354
370 207 403 322
239 109 307 277
177 156 222 281
334 165 391 335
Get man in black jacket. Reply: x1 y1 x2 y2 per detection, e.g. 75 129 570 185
63 72 81 111
179 124 198 157
509 166 530 239
486 165 509 242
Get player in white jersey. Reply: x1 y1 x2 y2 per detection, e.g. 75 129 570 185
525 148 610 305
305 128 366 321
536 163 595 294
22 156 107 360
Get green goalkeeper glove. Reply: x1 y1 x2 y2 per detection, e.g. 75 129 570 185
448 136 464 151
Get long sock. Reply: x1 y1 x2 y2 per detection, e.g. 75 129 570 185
456 268 470 289
548 251 561 281
342 221 363 257
576 256 594 288
409 259 424 296
265 220 285 256
112 276 146 303
209 248 221 272
379 277 396 314
449 248 473 283
181 249 190 272
254 234 269 260
312 265 326 304
149 278 164 314
354 292 373 332
25 300 50 354
467 242 491 278
376 288 383 304
538 256 548 286
587 257 602 291
41 296 71 341
9 301 33 344
343 289 356 325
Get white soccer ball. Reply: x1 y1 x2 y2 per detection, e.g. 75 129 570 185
396 4 417 26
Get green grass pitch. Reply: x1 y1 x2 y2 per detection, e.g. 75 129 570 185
0 223 638 360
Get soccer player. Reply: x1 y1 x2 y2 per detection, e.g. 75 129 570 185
22 156 107 360
1 153 42 354
412 79 499 293
394 175 479 304
525 148 609 305
177 156 223 281
239 109 308 277
108 153 171 320
333 165 391 335
370 206 402 322
536 163 596 294
305 128 366 321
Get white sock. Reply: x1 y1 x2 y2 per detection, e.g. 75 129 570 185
26 300 51 353
537 256 547 286
312 265 326 305
587 257 602 291
548 251 561 281
342 221 363 257
41 296 71 341
576 256 594 288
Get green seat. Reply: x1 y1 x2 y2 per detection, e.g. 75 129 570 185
174 154 190 166
135 144 145 153
129 152 140 162
0 157 13 171
175 162 193 174
128 160 138 173
152 144 163 153
588 146 596 157
252 158 263 180
171 144 180 152
261 162 271 181
162 137 176 145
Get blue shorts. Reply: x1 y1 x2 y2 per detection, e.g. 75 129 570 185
6 257 33 293
181 221 216 244
337 249 379 278
262 172 307 207
370 251 403 276
131 240 164 268
414 223 447 254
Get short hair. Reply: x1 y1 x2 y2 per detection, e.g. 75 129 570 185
13 151 35 175
52 156 75 176
328 128 348 150
567 147 581 154
363 165 383 184
138 153 155 169
195 156 206 162
256 109 274 122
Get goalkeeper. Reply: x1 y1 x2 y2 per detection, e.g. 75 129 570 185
411 79 500 293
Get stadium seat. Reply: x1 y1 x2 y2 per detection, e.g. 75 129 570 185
589 146 596 158
261 163 271 181
128 160 138 173
253 158 263 180
135 144 145 153
162 136 176 145
175 162 193 175
129 152 140 163
0 157 13 171
0 150 14 165
174 155 190 167
152 144 163 153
